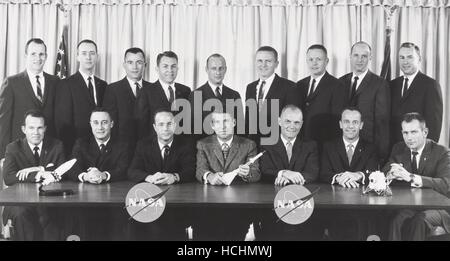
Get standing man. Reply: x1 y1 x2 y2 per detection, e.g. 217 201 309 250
390 42 443 145
189 54 243 141
340 41 390 163
245 46 298 147
297 44 346 146
384 113 450 240
136 51 191 139
0 38 60 158
103 47 150 149
55 39 108 156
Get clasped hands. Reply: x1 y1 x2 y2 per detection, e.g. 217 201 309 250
207 164 250 186
16 166 58 185
145 172 178 185
81 167 107 184
387 163 412 182
335 171 363 188
275 170 305 186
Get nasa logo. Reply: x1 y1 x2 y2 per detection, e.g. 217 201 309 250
273 185 315 225
125 183 167 223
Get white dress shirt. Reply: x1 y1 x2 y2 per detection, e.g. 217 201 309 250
256 73 276 102
27 70 45 100
308 72 326 95
352 69 369 91
79 70 98 105
126 77 143 97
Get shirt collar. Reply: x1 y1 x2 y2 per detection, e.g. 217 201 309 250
217 136 233 148
208 81 223 93
96 137 110 147
127 77 143 89
280 135 296 147
158 139 174 151
28 141 43 154
26 69 44 80
352 69 368 81
343 137 359 149
79 70 94 82
259 73 276 88
310 72 326 87
411 142 426 157
403 70 419 83
159 80 175 90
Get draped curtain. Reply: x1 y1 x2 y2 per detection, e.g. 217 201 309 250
0 0 449 144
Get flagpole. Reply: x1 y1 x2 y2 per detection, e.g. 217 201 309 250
55 4 71 78
380 5 399 80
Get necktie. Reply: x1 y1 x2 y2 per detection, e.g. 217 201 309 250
347 144 354 165
163 145 170 159
33 146 40 166
215 86 222 99
349 76 359 100
257 81 266 104
168 85 175 104
286 142 293 162
36 75 43 102
411 151 419 174
87 76 96 105
222 143 230 160
308 79 316 98
402 77 409 97
135 82 141 98
99 144 106 154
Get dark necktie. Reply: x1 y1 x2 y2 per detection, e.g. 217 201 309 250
349 76 359 100
402 77 409 97
215 86 222 99
163 145 170 159
33 146 40 166
87 76 95 105
411 151 419 174
222 143 230 160
36 75 43 102
99 144 106 154
308 79 316 98
257 81 266 104
135 82 141 98
168 85 175 104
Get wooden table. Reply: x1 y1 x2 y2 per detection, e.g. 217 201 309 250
1 182 449 210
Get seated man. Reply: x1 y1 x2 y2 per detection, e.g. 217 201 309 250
68 108 131 183
2 110 65 240
128 109 195 240
260 104 318 186
320 107 378 187
384 112 450 241
320 107 379 240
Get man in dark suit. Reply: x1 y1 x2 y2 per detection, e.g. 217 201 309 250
0 38 59 159
320 107 378 186
189 54 243 141
390 42 443 145
103 47 149 149
195 111 259 240
245 46 298 147
297 44 346 146
128 109 195 240
383 113 450 240
136 51 191 139
2 110 66 240
55 39 108 156
340 41 390 163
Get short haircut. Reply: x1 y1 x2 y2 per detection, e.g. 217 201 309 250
206 53 225 67
23 109 46 126
402 112 427 129
77 39 98 53
341 106 362 121
25 38 47 54
153 108 174 124
90 107 112 121
124 47 145 60
307 44 328 56
157 51 178 66
351 41 372 54
280 104 302 117
256 46 278 61
400 42 421 57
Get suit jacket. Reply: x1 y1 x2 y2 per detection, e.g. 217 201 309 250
260 137 319 184
103 77 151 147
195 135 260 183
3 137 65 186
245 74 298 146
382 139 450 197
189 82 243 140
0 71 60 158
67 137 131 182
136 80 191 139
340 70 390 161
55 72 107 155
128 136 195 183
390 71 443 144
320 138 378 183
296 72 346 143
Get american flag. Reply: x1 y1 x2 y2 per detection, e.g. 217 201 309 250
55 30 68 79
380 28 392 81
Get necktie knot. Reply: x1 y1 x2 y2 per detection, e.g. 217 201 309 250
33 146 39 153
215 86 222 98
33 146 40 165
163 145 170 159
354 76 359 82
99 144 106 153
88 76 92 82
412 151 418 157
222 143 230 159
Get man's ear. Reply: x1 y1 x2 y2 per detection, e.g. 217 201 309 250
278 117 282 127
360 121 364 130
21 125 26 135
110 121 114 128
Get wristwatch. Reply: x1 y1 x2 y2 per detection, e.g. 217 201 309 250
409 174 415 183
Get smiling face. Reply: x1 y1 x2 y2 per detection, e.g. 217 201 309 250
25 42 47 75
350 43 371 74
211 112 235 141
153 111 176 144
77 42 98 73
340 109 363 141
399 47 420 76
401 119 428 151
123 52 145 81
306 48 328 77
157 56 178 85
22 116 46 146
255 50 279 80
278 108 303 141
206 56 227 86
90 111 113 142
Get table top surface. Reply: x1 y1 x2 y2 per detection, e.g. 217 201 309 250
1 181 449 210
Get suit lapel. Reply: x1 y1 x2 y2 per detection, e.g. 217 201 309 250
355 71 372 96
155 80 171 106
350 140 364 168
121 77 136 101
22 71 43 107
336 139 350 168
212 137 225 169
88 139 102 166
400 146 412 172
289 139 302 169
274 139 290 169
76 72 95 107
224 137 239 171
264 74 279 100
21 138 37 165
402 72 422 101
418 141 431 175
150 138 163 170
42 72 53 106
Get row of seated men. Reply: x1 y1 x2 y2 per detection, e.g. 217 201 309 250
2 104 450 241
0 38 444 168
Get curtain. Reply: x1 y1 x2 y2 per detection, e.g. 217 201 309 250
0 0 449 144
